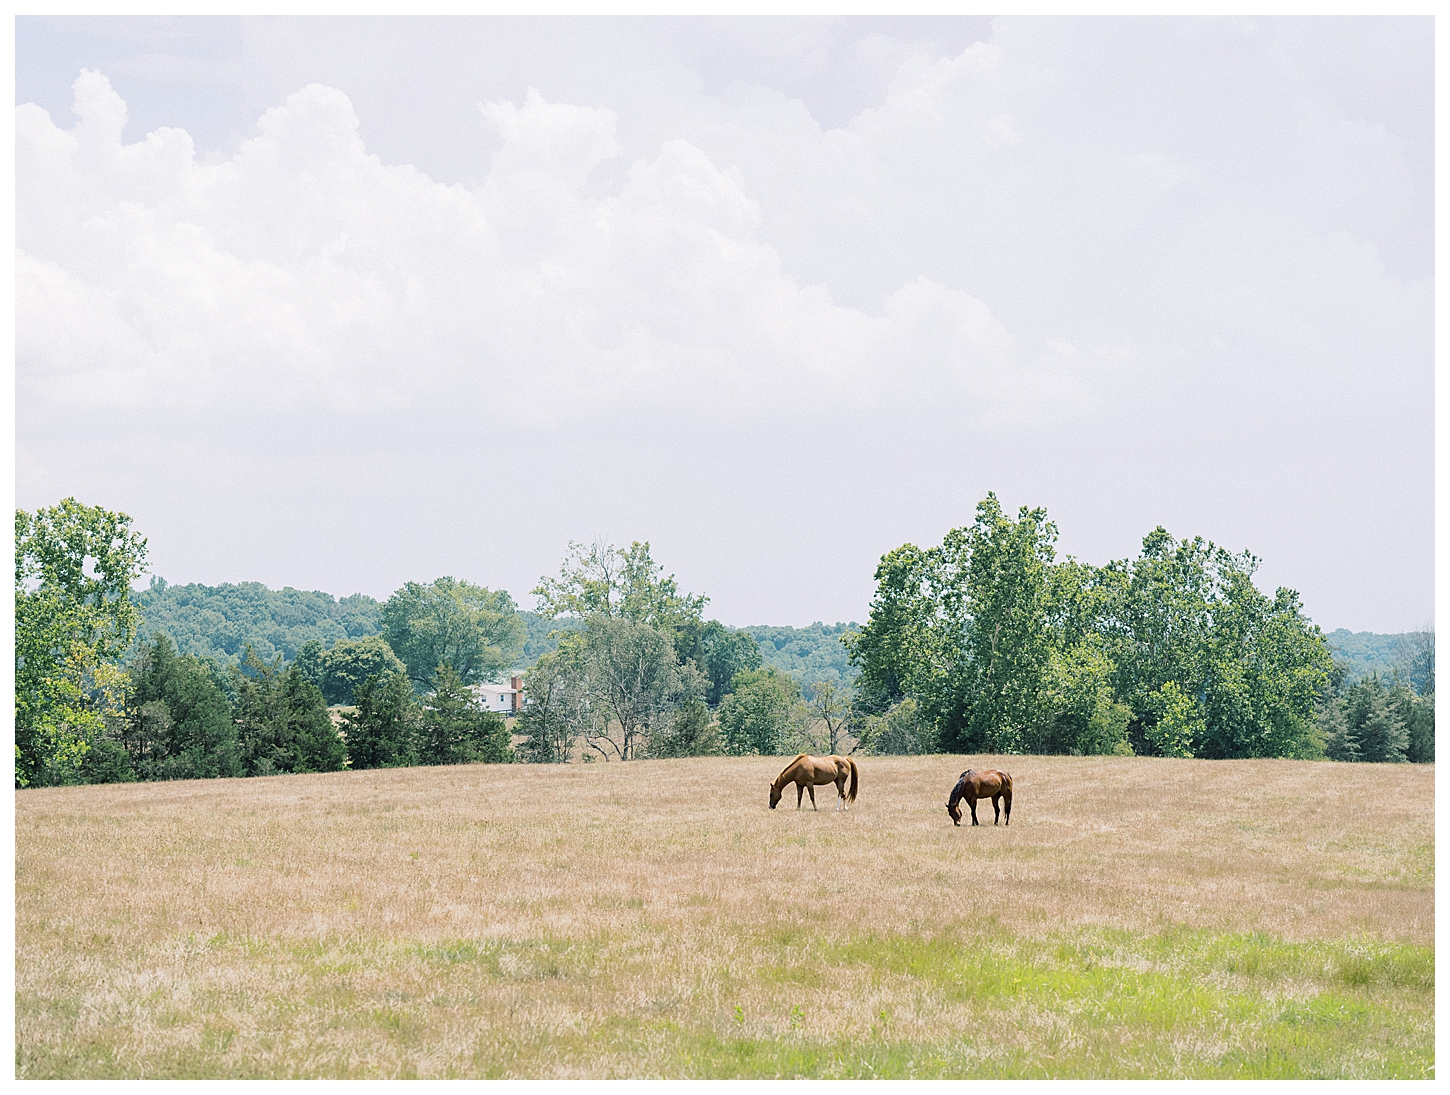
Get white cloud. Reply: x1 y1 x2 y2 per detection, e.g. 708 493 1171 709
13 18 1432 632
18 71 1043 431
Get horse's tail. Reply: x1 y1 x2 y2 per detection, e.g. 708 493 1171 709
846 757 859 804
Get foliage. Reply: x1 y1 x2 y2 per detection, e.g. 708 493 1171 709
1322 628 1434 694
533 539 708 649
122 634 241 780
647 696 719 758
515 648 592 763
1034 641 1135 757
861 697 937 756
516 610 586 671
848 494 1334 761
342 670 419 770
381 577 525 690
1395 686 1435 764
1320 677 1411 764
132 578 381 665
316 635 407 705
15 499 148 787
695 621 763 707
744 622 858 689
417 665 512 765
231 650 348 776
717 667 800 756
573 617 706 761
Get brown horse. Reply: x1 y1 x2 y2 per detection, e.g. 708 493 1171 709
770 754 859 811
947 768 1012 826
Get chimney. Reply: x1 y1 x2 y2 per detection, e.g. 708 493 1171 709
511 675 522 712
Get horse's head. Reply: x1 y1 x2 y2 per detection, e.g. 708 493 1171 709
946 801 962 826
769 782 782 809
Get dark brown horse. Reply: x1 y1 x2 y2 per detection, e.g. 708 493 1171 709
947 768 1012 826
770 754 859 811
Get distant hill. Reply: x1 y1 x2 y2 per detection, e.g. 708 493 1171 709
129 582 862 691
132 579 382 665
1323 629 1427 686
143 584 1419 699
744 622 859 688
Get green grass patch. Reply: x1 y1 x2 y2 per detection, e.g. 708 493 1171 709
16 924 1432 1078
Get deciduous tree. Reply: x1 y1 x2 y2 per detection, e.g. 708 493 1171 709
382 577 524 690
15 499 148 787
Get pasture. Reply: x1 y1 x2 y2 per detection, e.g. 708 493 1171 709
15 755 1434 1078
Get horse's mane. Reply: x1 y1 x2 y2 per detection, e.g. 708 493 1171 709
947 770 972 807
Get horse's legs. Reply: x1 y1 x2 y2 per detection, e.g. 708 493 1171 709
808 785 818 810
968 798 980 826
1003 791 1012 826
797 783 805 809
992 793 1001 826
836 775 847 811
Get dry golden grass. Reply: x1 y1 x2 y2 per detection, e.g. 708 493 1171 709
15 755 1435 1078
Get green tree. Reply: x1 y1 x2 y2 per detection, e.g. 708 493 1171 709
862 697 938 756
343 669 419 769
697 621 762 707
382 577 525 690
718 667 800 756
515 648 591 763
844 542 941 717
417 664 512 765
850 496 1333 762
126 633 241 780
533 540 708 652
1034 641 1134 756
16 499 148 787
293 639 326 689
1394 684 1435 764
1344 678 1409 763
319 635 407 705
574 617 705 761
955 494 1060 752
232 651 347 775
647 696 719 758
1319 699 1360 762
1195 567 1330 760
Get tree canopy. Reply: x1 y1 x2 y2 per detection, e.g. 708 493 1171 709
847 494 1335 760
381 576 525 690
15 499 148 786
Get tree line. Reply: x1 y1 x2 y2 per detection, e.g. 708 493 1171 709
15 495 1433 787
846 494 1434 762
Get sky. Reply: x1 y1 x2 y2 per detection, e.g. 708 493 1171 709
14 15 1434 632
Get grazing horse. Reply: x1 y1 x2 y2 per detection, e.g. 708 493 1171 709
947 768 1012 827
770 754 859 811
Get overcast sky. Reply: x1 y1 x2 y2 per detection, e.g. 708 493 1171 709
15 15 1434 632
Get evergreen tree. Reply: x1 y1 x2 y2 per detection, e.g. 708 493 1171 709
1395 685 1435 763
343 670 419 769
417 664 512 765
126 633 241 780
1319 699 1360 762
1346 678 1409 763
232 649 346 775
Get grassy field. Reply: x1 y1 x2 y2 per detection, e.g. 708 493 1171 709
15 755 1434 1078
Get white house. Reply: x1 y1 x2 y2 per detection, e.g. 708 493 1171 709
474 675 524 715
